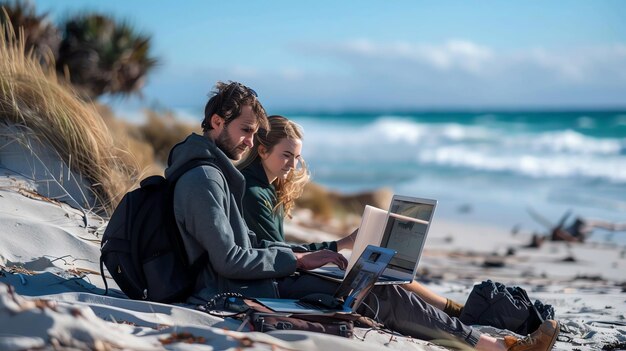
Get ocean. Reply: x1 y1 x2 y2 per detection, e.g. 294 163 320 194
282 111 626 244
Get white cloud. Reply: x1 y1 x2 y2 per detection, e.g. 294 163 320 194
336 39 494 74
513 45 626 82
442 40 494 72
345 38 377 55
306 39 626 83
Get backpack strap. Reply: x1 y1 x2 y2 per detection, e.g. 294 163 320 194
167 159 216 183
99 250 109 295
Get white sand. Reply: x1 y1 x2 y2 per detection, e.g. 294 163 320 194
1 166 625 350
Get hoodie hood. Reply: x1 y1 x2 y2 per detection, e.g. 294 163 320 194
165 133 244 189
241 156 271 188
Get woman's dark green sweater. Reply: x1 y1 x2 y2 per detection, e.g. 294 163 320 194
241 158 337 252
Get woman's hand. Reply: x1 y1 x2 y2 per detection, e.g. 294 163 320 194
294 250 348 271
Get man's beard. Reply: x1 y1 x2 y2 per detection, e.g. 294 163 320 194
216 128 245 160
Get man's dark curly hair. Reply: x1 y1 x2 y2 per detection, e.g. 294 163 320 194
201 81 268 132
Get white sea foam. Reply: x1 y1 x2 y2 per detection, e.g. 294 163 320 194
521 130 623 155
417 146 626 182
299 116 626 183
375 118 425 144
300 117 495 146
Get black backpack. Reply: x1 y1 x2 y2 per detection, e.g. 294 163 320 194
99 159 212 303
459 280 554 335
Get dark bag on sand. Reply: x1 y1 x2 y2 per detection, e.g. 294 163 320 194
202 294 361 338
243 299 358 338
459 280 554 335
99 159 214 303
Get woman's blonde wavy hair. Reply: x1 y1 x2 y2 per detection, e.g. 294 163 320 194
237 115 309 218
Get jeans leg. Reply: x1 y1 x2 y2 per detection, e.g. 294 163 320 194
277 276 481 347
359 285 482 347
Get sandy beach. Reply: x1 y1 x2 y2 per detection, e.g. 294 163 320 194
1 167 624 350
0 9 624 348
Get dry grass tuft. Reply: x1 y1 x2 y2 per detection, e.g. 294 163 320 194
0 21 140 214
137 109 198 166
96 104 160 176
296 182 393 222
97 104 199 176
295 183 335 221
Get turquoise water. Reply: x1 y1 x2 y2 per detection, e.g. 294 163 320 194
283 111 626 244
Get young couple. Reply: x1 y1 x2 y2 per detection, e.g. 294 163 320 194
164 81 559 351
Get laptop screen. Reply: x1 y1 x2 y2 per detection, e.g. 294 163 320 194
379 196 436 274
334 245 396 310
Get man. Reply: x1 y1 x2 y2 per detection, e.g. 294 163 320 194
165 81 559 351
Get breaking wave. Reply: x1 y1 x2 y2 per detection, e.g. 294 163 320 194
297 116 626 183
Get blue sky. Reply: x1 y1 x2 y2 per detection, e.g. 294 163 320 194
36 1 626 114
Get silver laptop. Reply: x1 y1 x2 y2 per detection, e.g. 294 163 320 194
308 195 437 285
255 245 396 315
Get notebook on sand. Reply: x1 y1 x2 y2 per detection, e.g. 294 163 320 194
308 195 437 285
255 245 396 314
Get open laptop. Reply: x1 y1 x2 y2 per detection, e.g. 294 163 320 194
308 195 437 285
255 245 396 315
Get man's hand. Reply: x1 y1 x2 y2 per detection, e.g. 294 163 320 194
294 250 348 271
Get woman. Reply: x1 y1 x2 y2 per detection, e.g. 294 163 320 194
238 115 356 252
237 115 464 317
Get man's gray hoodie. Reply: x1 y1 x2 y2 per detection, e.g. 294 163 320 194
165 133 297 303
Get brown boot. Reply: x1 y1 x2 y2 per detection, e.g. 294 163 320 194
504 320 560 351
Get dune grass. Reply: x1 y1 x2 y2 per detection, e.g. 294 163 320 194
97 104 200 174
138 109 198 165
0 22 139 215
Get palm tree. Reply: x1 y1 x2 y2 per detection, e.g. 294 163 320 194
56 14 157 99
0 0 60 66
